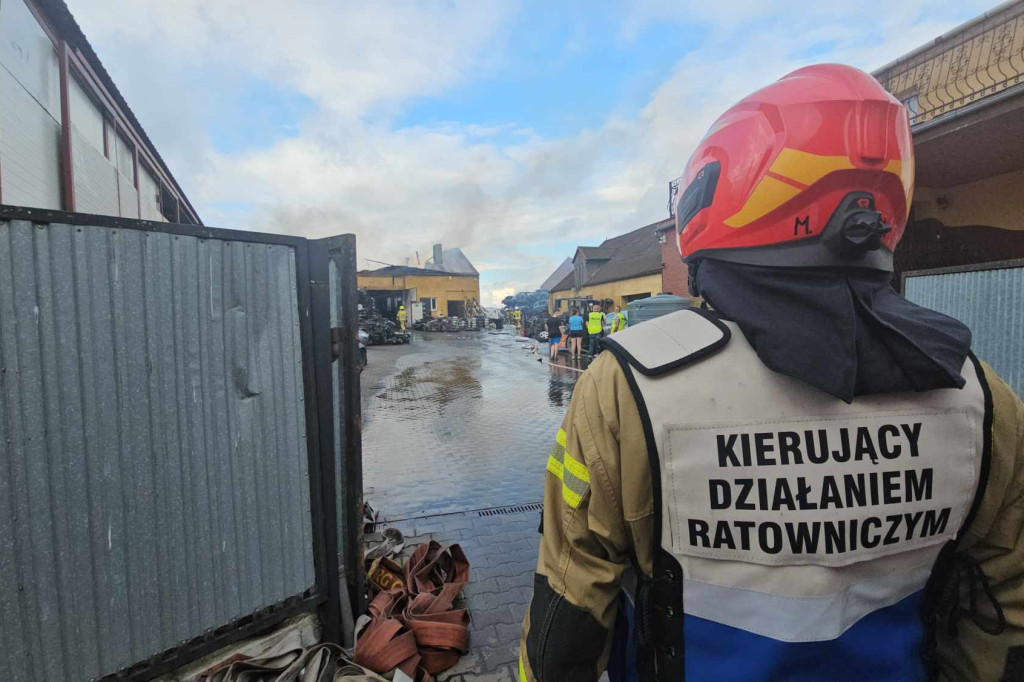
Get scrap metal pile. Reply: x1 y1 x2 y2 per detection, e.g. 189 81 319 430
413 315 488 332
520 313 548 340
359 310 410 346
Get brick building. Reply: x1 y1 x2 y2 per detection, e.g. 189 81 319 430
655 221 694 301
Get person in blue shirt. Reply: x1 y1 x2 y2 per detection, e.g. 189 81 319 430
567 309 584 359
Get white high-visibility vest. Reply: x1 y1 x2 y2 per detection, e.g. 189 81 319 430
603 309 989 681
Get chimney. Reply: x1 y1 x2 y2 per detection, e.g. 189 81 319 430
433 243 443 267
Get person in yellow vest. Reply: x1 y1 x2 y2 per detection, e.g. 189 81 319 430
586 302 604 356
609 306 626 334
397 304 407 330
513 307 523 334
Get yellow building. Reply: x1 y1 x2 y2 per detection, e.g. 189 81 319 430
546 220 665 313
357 244 480 319
873 1 1024 276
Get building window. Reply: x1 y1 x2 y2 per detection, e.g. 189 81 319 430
421 297 437 312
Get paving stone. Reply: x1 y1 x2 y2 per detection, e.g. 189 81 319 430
479 644 520 671
493 620 525 651
508 601 527 626
470 604 515 629
497 571 535 592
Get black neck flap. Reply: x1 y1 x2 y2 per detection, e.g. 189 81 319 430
693 260 972 403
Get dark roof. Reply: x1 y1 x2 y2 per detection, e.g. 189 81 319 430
581 218 671 286
549 271 575 293
358 264 477 278
575 246 614 260
538 258 573 291
37 0 201 223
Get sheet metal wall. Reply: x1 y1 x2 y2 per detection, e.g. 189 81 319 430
0 218 316 681
904 263 1024 397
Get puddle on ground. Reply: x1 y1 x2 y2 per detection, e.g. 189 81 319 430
377 358 483 409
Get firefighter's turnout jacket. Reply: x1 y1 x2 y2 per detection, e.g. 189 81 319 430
519 309 1024 681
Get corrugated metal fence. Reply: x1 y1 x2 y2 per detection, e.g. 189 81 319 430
0 207 353 681
904 259 1024 397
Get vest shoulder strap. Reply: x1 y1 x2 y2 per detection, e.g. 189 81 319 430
601 308 730 376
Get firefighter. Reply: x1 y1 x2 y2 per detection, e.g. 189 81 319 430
397 304 407 330
513 306 523 334
519 64 1024 682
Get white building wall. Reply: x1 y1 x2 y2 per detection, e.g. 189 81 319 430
0 0 63 209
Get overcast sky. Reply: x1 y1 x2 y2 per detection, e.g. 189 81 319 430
67 0 993 305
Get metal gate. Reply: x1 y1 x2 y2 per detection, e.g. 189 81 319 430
903 259 1024 397
0 205 358 681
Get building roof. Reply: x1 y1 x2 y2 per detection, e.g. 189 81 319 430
358 264 475 277
538 258 573 291
423 247 479 276
574 218 671 287
37 0 201 223
363 246 480 278
575 246 614 260
549 271 575 293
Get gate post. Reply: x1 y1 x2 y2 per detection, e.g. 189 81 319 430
319 234 366 619
306 241 345 645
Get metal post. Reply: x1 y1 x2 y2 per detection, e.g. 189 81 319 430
331 235 365 615
58 40 76 211
300 241 345 644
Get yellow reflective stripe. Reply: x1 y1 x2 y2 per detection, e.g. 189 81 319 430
546 455 564 479
546 457 588 510
547 429 590 509
561 483 583 509
562 452 589 483
519 655 528 682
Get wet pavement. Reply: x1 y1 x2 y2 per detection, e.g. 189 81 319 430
360 330 583 681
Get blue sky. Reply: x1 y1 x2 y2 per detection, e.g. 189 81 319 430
395 5 699 141
69 0 994 304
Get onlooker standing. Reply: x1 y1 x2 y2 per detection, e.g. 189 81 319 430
587 302 605 356
545 311 564 362
567 309 584 359
610 305 626 333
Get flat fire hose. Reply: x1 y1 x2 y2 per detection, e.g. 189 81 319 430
355 541 471 681
198 642 387 681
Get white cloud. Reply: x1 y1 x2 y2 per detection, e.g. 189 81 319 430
66 0 993 306
68 0 514 118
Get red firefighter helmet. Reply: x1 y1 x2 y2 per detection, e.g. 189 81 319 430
674 64 914 271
